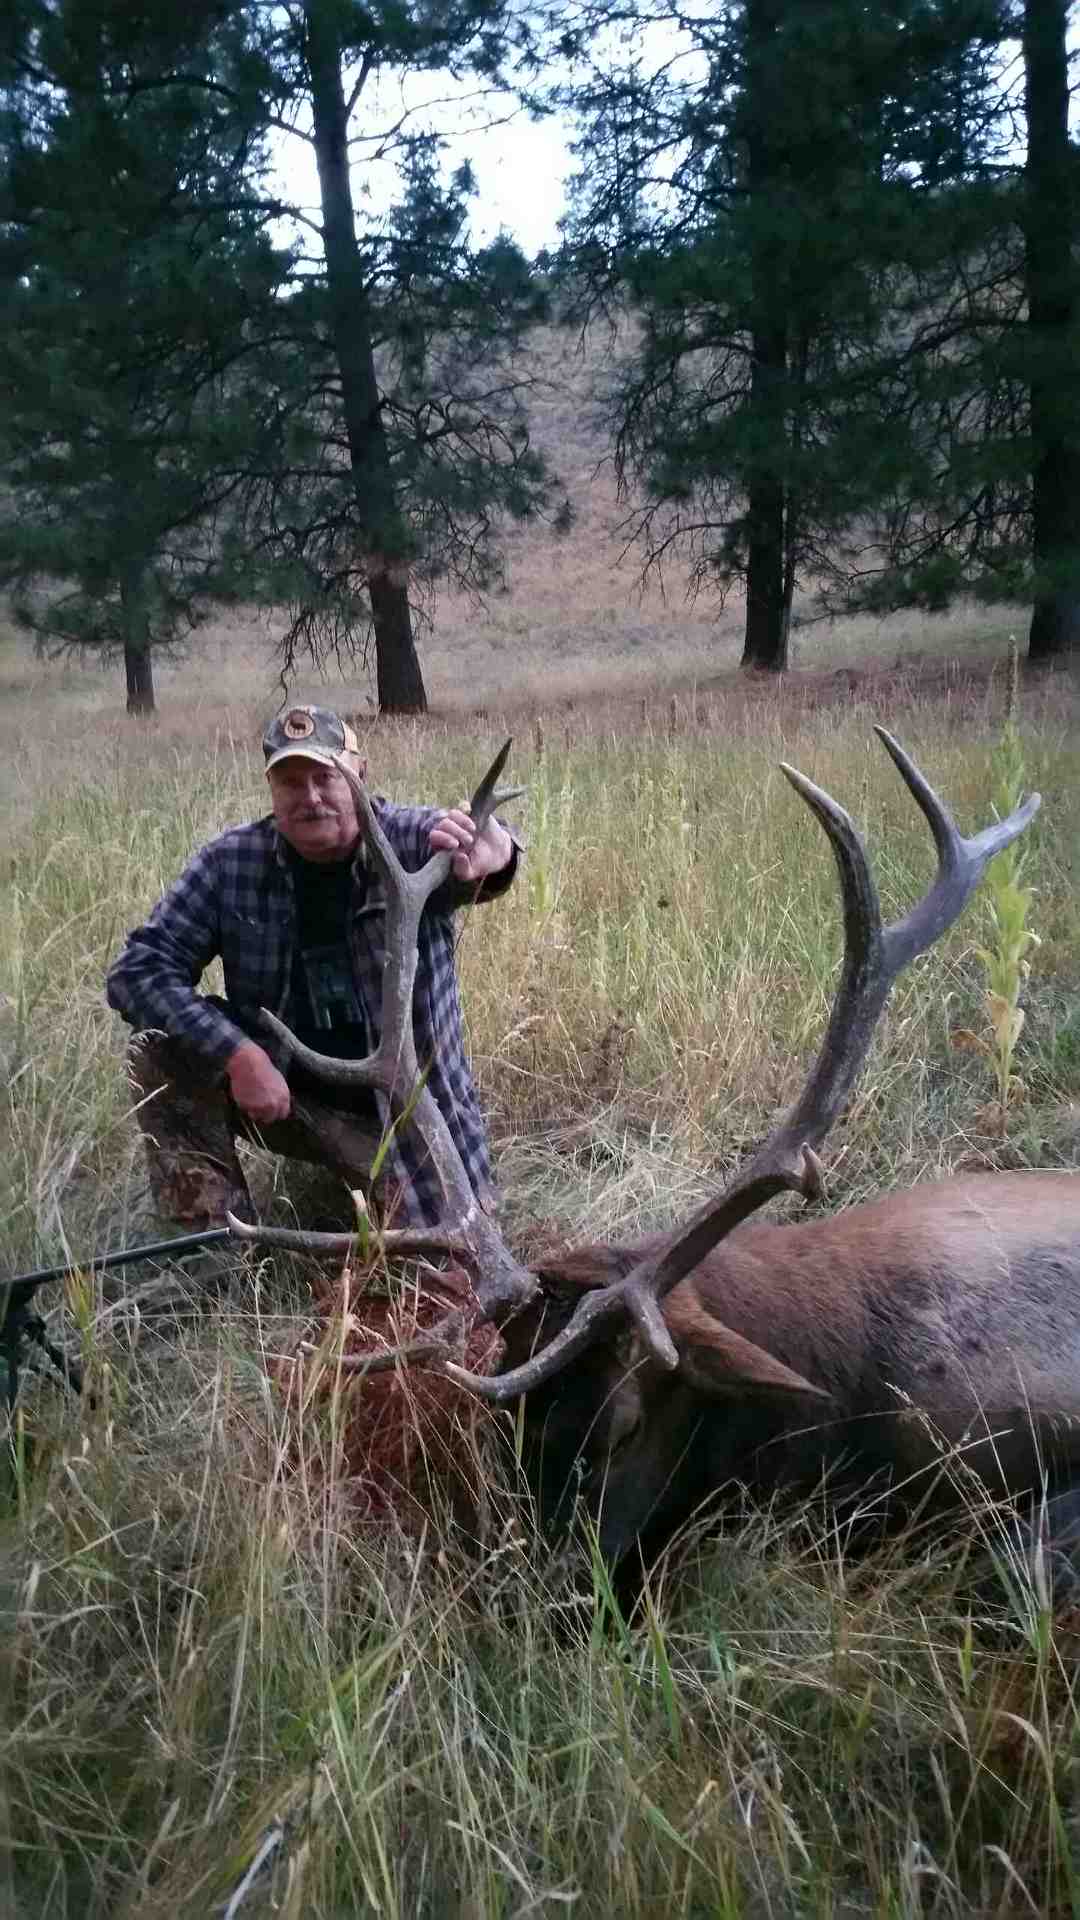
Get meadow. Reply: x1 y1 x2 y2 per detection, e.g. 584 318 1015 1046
2 558 1080 1917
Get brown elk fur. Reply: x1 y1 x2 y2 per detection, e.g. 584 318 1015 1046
270 1262 503 1537
660 1172 1080 1426
549 1171 1080 1429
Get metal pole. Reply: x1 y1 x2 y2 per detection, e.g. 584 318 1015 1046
3 1228 232 1296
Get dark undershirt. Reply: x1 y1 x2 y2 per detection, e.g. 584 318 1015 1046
286 848 378 1111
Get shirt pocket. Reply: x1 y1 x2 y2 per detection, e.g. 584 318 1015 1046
219 907 289 1013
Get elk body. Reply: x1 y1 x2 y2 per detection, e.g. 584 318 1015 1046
501 1172 1080 1565
228 728 1080 1579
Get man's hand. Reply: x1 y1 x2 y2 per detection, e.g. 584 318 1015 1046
428 808 513 883
226 1040 292 1124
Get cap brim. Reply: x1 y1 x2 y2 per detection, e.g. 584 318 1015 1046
265 745 340 774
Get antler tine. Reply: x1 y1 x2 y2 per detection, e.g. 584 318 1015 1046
455 732 1041 1404
468 736 527 835
873 726 1041 972
441 1284 675 1400
226 1214 471 1259
327 1308 467 1376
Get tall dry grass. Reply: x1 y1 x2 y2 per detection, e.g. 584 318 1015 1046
2 612 1080 1916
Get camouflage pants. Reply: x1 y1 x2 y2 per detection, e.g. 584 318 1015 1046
128 1028 388 1230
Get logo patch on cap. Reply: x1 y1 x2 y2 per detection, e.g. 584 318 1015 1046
282 708 316 740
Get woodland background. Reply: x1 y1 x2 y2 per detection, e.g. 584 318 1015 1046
2 0 1079 712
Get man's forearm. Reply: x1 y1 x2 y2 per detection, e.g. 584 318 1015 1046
106 938 247 1068
436 822 523 910
472 831 521 900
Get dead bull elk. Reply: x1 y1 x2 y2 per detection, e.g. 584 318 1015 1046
229 732 1080 1573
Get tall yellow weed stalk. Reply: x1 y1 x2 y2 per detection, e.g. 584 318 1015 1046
954 640 1040 1136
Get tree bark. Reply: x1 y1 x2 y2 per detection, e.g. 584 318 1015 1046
120 566 156 715
739 0 790 672
742 436 788 670
303 0 427 713
1023 0 1080 662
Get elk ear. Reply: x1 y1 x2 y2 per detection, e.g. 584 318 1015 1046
666 1295 829 1400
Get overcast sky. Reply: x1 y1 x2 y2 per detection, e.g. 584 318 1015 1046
271 77 575 260
270 23 1076 265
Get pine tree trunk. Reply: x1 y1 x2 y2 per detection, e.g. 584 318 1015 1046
125 646 155 714
739 0 789 673
304 0 427 714
742 471 788 669
120 567 156 715
369 573 427 711
780 500 797 666
740 313 789 676
778 333 809 669
1023 0 1080 662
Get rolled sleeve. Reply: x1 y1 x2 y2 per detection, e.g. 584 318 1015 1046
472 824 524 903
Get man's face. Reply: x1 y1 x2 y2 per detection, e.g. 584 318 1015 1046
267 754 365 863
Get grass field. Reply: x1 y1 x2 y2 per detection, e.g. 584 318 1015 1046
2 570 1080 1917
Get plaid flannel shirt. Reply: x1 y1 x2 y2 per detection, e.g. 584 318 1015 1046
106 800 520 1224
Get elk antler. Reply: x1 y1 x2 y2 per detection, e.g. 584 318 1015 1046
445 727 1040 1401
226 741 538 1326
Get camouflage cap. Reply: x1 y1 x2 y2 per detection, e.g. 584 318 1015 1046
262 704 360 774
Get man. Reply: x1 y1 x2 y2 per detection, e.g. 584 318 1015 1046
106 705 521 1234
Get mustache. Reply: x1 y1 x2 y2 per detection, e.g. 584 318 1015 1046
294 808 336 822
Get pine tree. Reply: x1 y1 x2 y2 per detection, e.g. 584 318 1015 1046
759 2 1080 664
555 0 1014 670
1017 0 1077 659
234 0 551 713
0 2 290 713
1 1 553 716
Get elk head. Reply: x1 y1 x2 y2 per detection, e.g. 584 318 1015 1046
496 1241 835 1562
226 729 1040 1559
